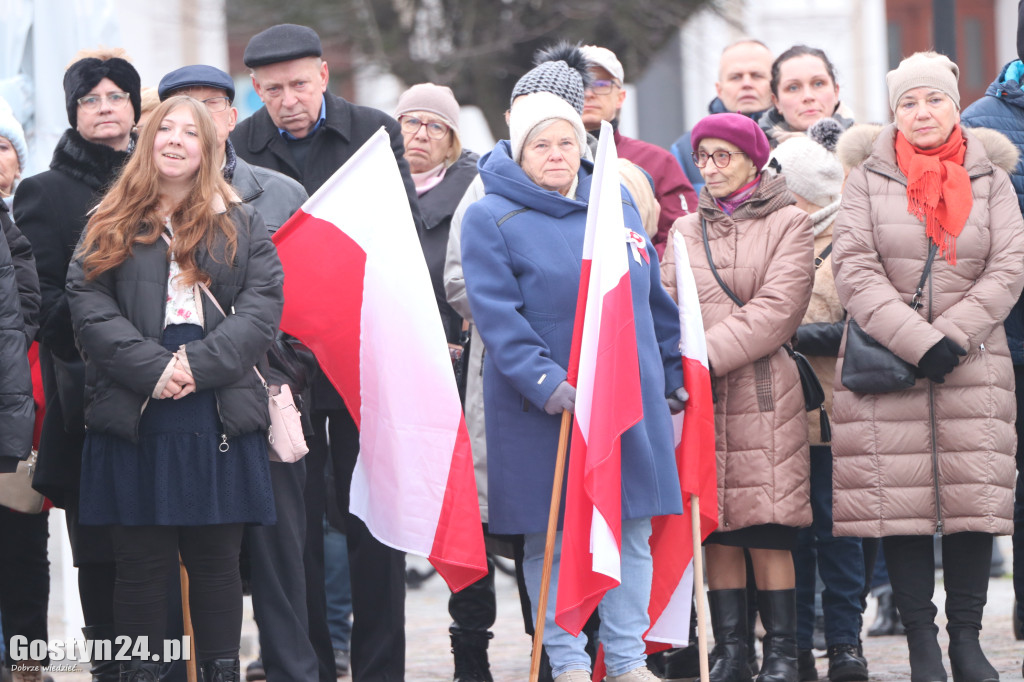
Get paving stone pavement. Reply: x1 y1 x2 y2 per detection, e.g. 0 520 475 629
43 553 1024 681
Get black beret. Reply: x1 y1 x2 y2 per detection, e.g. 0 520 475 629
243 24 323 68
159 65 236 103
64 57 142 128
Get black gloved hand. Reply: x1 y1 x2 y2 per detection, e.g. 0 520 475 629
666 387 689 414
916 337 967 383
543 381 576 415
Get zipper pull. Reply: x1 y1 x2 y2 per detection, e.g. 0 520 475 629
219 434 230 453
267 425 275 445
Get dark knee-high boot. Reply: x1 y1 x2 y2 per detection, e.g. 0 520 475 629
943 533 998 682
708 589 750 682
883 536 946 682
756 589 798 682
83 625 121 682
118 662 161 682
199 659 240 682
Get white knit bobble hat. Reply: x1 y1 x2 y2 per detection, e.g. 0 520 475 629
509 92 588 165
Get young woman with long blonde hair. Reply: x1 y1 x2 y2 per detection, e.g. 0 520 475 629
67 95 284 682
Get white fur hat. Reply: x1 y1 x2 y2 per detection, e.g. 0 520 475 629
767 120 844 207
509 92 588 165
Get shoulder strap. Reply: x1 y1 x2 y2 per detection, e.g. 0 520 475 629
814 244 832 269
911 242 940 311
701 218 745 308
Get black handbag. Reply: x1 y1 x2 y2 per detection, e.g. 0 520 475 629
840 243 938 394
701 219 829 439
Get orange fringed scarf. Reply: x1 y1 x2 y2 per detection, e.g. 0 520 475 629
894 126 972 265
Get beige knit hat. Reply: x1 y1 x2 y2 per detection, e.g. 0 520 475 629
395 82 460 135
886 51 960 112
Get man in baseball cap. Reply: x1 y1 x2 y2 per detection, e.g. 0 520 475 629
579 44 696 256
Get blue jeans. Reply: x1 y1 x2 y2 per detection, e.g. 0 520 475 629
524 517 653 678
794 445 865 649
323 517 353 651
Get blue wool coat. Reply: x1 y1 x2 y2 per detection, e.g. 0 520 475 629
461 140 685 535
962 60 1024 364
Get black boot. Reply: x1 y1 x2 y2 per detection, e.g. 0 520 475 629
756 589 798 682
943 533 998 682
884 536 946 682
707 589 750 682
118 663 160 682
199 659 240 682
867 586 904 637
450 627 494 682
83 625 120 682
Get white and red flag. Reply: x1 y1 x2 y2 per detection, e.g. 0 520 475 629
555 120 644 635
271 129 487 592
642 229 718 648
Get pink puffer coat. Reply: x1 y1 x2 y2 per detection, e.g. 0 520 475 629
662 175 814 532
831 123 1024 537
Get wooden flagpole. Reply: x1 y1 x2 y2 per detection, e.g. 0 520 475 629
691 495 710 682
179 558 197 682
529 409 574 682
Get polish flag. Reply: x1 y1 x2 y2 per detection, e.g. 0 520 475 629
591 225 719 681
643 229 718 647
271 129 487 592
555 120 644 635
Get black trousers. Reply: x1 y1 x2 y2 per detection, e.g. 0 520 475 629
0 507 49 666
111 523 244 661
247 459 319 682
306 408 406 682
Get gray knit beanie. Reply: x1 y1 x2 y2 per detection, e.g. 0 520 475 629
886 51 960 112
510 43 592 114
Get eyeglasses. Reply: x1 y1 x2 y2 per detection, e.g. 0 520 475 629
77 92 131 111
197 96 231 113
399 115 450 140
692 150 747 169
585 79 619 96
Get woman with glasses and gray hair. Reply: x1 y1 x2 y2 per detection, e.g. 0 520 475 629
661 112 814 682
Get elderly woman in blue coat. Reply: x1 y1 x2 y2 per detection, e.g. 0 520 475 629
461 91 687 682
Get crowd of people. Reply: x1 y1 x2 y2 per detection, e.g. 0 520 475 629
1 13 1024 682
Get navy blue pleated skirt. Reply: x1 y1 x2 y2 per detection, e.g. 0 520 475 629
80 324 276 526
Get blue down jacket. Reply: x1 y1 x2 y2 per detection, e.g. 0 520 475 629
461 140 684 534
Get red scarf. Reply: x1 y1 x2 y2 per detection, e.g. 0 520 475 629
894 126 972 264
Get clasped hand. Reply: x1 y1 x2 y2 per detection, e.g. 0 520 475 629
160 357 195 399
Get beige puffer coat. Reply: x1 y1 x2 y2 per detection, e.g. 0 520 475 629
831 123 1024 538
800 206 844 445
662 174 814 532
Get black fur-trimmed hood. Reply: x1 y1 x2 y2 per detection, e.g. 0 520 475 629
49 128 132 191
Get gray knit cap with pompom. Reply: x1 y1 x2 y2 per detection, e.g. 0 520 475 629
510 42 593 114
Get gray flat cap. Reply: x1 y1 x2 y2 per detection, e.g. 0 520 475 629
244 24 323 68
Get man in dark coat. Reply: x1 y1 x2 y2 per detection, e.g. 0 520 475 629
159 64 317 682
230 24 420 682
961 33 1024 660
669 39 774 193
13 48 140 682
